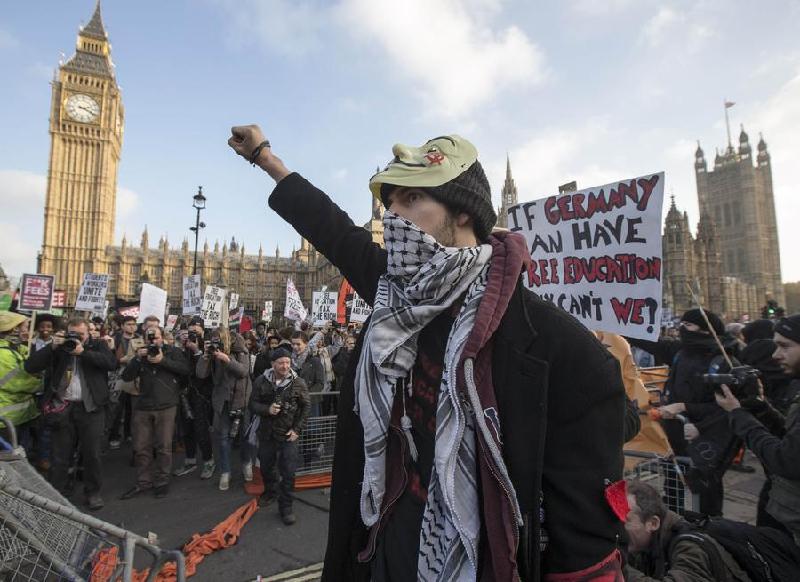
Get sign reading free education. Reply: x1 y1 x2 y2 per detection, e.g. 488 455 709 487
75 273 109 313
507 172 664 340
18 274 55 312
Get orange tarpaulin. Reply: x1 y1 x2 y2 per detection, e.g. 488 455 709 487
594 333 673 469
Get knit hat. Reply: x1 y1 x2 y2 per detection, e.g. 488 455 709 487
0 312 27 333
681 308 725 336
775 315 800 344
743 319 775 344
270 346 292 362
740 339 782 375
369 135 497 241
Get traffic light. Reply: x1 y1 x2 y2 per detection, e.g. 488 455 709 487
761 299 783 319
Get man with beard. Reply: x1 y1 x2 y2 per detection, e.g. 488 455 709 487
228 125 625 581
716 315 800 545
628 308 739 516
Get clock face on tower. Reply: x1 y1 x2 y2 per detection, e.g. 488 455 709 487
65 93 100 123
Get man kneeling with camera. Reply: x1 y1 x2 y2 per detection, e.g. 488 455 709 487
249 346 310 525
120 326 191 499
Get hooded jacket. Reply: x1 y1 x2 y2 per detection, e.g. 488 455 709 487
268 173 626 581
196 332 251 413
0 339 41 426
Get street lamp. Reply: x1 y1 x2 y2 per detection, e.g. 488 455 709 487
190 186 207 275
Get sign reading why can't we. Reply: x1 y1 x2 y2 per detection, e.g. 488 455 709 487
506 172 664 340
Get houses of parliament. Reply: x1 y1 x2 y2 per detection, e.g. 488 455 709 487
38 3 783 323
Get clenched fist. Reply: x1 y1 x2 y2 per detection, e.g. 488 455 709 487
228 124 291 182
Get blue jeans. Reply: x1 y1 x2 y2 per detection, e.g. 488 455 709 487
213 403 254 474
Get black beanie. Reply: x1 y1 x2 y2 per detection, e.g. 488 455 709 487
740 339 781 375
681 308 725 336
743 319 775 344
775 315 800 344
381 161 497 242
270 346 292 362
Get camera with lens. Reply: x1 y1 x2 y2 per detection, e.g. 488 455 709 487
187 330 201 345
703 365 760 401
146 329 161 357
228 409 243 439
62 331 82 352
205 339 222 355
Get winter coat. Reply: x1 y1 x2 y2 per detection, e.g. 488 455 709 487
625 510 749 581
0 339 41 426
25 339 117 408
249 372 310 441
196 333 251 414
729 388 800 541
268 173 626 581
121 345 191 411
293 350 325 394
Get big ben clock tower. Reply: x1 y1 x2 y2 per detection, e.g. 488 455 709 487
39 1 123 303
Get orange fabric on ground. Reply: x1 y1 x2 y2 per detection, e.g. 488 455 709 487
92 498 259 582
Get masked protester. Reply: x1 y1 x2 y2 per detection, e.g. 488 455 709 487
25 317 117 510
0 312 41 454
628 308 740 516
229 126 626 581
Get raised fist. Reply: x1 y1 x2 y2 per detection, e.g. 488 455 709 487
228 125 266 160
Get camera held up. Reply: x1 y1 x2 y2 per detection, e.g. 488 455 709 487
703 365 760 401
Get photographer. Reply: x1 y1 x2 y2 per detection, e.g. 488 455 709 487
716 315 800 545
25 317 117 510
119 326 190 499
250 347 310 525
173 316 215 479
196 327 253 491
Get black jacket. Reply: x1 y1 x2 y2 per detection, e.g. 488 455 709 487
121 345 191 410
268 173 625 581
294 351 325 394
250 372 310 440
25 339 117 407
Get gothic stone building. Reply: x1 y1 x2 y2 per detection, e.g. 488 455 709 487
36 3 343 321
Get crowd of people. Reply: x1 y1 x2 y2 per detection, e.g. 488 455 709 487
0 309 357 526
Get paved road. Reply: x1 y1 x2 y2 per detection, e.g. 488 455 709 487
86 442 330 581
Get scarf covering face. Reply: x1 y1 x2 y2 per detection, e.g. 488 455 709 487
354 211 492 580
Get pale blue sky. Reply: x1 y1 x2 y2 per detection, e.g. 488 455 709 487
2 0 799 281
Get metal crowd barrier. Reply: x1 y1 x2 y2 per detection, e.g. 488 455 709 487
0 416 185 582
624 449 699 515
296 391 338 477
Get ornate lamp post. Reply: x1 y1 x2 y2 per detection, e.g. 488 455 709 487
190 186 207 275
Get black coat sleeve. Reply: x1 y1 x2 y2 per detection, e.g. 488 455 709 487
249 377 272 417
626 336 681 365
624 397 642 442
268 173 388 304
80 341 118 372
121 356 143 381
729 406 800 480
24 344 55 373
158 347 191 377
292 378 311 434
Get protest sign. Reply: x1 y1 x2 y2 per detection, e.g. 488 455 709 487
229 292 240 311
182 275 202 315
261 300 273 323
350 292 372 324
284 279 307 321
337 279 354 324
200 285 226 329
166 314 179 330
52 289 66 308
18 274 55 312
507 172 664 340
229 306 244 327
75 273 109 313
118 305 140 319
312 291 338 327
137 283 168 324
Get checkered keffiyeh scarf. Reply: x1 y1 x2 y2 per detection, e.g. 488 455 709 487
354 211 492 580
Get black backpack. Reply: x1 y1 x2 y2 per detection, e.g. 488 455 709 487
670 513 800 582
